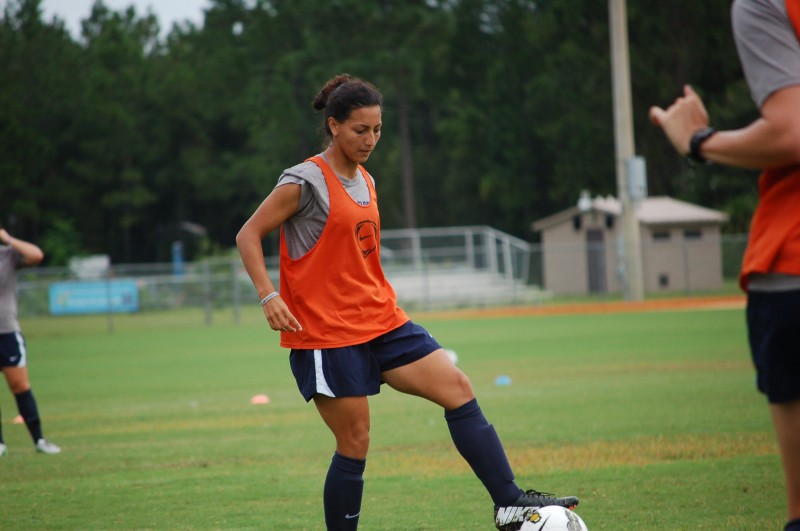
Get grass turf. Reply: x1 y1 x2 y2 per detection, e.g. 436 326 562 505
0 304 783 529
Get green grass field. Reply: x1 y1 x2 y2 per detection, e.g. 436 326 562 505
0 304 784 530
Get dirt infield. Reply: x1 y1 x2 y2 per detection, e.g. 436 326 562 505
421 294 746 320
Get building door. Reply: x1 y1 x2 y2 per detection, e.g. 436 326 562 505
586 229 606 294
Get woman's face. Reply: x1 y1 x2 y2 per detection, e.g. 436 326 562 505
329 105 382 164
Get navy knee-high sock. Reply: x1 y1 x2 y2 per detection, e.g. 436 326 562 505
15 389 43 443
324 452 366 530
445 398 522 505
786 518 800 531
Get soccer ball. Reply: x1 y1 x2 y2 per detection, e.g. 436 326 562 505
519 506 588 531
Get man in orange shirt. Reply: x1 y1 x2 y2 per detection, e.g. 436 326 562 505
650 2 800 529
237 74 578 530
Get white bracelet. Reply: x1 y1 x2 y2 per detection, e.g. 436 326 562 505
259 291 279 306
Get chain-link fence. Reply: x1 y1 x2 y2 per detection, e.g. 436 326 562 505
15 228 748 322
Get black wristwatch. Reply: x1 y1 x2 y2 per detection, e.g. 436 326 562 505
688 127 716 164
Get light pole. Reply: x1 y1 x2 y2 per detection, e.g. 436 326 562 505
609 0 645 301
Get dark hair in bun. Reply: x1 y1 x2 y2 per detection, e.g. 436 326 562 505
312 74 382 140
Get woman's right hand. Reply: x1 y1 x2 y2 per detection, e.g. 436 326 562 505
649 85 710 157
263 295 303 333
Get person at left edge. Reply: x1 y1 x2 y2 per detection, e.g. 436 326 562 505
0 227 61 456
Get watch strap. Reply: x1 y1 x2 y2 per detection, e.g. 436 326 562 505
688 127 716 164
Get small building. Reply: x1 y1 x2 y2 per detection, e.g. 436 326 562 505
531 194 729 295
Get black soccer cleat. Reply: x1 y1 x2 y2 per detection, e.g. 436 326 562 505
494 489 580 531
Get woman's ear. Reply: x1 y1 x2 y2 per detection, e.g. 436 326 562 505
328 117 339 137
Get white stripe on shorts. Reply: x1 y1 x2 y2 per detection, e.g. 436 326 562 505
14 331 27 368
314 349 335 397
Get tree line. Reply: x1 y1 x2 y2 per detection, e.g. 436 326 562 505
1 0 759 265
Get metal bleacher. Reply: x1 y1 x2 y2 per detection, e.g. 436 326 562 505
380 226 549 310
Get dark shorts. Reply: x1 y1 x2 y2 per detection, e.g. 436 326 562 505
0 331 28 368
289 320 442 402
747 290 800 403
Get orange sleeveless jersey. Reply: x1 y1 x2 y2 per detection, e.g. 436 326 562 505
279 156 408 349
738 0 800 290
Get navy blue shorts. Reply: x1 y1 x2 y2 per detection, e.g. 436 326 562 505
747 290 800 403
0 331 28 368
289 320 442 402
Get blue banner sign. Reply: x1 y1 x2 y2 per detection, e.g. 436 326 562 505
49 280 139 315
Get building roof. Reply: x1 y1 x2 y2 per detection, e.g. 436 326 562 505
531 195 728 232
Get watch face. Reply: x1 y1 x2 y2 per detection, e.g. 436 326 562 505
690 127 715 163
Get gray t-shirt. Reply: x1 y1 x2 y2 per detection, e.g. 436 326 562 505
733 0 800 108
0 246 24 333
276 153 373 259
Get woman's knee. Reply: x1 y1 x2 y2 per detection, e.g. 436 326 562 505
314 395 371 457
3 368 30 395
431 369 475 410
335 423 371 458
451 369 475 400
